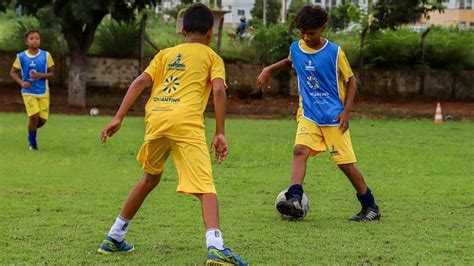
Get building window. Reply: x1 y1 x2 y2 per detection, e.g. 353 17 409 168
331 0 337 7
237 9 245 16
315 0 322 3
467 0 472 9
459 21 466 27
470 22 474 28
352 0 359 4
459 0 465 9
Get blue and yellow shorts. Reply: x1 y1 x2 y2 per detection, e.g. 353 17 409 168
136 137 216 195
295 117 357 164
22 93 49 119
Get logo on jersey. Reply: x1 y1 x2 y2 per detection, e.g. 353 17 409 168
28 60 37 81
305 60 315 71
306 76 319 90
162 76 180 93
166 53 186 71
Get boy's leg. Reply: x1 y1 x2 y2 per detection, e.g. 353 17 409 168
28 114 39 150
98 172 161 254
37 117 47 128
198 193 247 266
338 163 380 221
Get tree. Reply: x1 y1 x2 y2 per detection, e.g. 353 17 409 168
328 0 362 31
358 0 444 70
370 0 444 31
251 0 281 26
1 0 157 107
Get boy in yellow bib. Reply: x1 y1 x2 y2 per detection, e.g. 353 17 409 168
10 29 54 150
97 4 247 265
258 5 381 222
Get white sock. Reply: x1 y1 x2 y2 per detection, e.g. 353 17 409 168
108 215 131 242
206 228 224 250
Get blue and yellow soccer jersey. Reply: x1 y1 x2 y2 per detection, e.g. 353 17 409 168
13 50 54 96
288 39 353 126
143 43 226 143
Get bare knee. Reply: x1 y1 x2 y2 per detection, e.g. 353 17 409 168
141 172 162 188
338 163 354 173
37 118 47 128
293 144 311 159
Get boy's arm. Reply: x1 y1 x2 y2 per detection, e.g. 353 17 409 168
257 58 292 89
10 67 31 88
31 67 54 80
101 72 152 143
210 78 228 163
335 75 357 133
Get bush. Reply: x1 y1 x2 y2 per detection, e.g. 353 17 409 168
424 27 474 70
93 18 140 58
252 23 293 64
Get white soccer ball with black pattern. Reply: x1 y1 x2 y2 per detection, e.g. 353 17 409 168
275 188 310 221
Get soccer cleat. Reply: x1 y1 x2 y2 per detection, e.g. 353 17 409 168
349 206 381 222
206 246 248 266
97 236 135 254
276 192 304 219
29 145 38 151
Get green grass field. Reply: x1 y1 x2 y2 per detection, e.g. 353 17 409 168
0 113 473 264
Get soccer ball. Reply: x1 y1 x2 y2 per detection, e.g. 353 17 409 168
89 107 99 116
275 188 310 221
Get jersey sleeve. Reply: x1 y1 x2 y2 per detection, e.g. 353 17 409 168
338 49 353 82
210 54 227 87
12 56 20 69
144 51 163 81
46 52 55 68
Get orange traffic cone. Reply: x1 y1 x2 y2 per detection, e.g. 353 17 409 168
434 102 443 124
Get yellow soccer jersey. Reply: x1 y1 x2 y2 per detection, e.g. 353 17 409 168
143 43 226 143
13 50 55 69
288 39 353 103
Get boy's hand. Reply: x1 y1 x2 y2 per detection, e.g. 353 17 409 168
257 68 271 89
334 110 350 133
101 118 122 144
30 72 43 79
21 81 31 88
210 134 229 163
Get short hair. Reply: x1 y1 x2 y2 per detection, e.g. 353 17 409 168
24 29 40 40
183 3 214 35
294 5 328 31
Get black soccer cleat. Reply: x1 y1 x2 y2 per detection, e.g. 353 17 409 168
277 193 304 219
349 206 381 222
29 144 38 151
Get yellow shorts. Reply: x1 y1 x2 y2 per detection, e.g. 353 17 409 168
295 118 357 164
22 94 49 119
136 138 216 195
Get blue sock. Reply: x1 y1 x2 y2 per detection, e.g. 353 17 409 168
356 187 377 209
287 184 303 201
28 130 37 147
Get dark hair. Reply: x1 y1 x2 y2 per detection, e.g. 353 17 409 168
24 29 40 40
183 3 214 35
294 5 328 31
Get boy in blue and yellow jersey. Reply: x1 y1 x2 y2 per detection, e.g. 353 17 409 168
97 4 247 265
257 5 381 222
10 29 55 150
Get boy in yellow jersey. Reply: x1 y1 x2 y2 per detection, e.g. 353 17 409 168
97 4 247 265
257 5 381 222
10 29 55 150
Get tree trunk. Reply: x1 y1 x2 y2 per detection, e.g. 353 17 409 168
67 51 87 107
358 26 368 72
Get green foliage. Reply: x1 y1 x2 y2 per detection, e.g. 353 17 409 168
424 27 474 70
1 113 474 264
0 7 60 52
328 0 362 31
94 18 140 58
364 28 421 68
370 0 444 31
250 0 281 26
252 23 293 64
